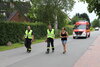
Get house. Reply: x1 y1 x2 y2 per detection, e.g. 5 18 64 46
8 11 30 22
0 1 31 22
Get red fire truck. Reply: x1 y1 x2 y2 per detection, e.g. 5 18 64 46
73 21 90 39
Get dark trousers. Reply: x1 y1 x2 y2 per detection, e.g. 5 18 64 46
25 38 32 51
47 38 54 52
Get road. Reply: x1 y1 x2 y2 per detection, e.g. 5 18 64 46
0 31 100 67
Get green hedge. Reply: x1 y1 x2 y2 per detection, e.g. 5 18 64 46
66 27 73 35
0 21 73 45
90 27 94 31
0 22 47 45
55 25 73 37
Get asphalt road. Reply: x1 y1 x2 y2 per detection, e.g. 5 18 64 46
0 31 100 67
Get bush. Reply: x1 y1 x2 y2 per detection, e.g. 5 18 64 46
65 25 73 35
0 21 73 45
90 27 94 31
66 27 73 35
55 29 60 38
0 21 47 45
55 25 73 38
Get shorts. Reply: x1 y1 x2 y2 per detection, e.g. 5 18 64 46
61 40 67 45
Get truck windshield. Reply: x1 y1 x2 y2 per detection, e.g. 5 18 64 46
74 25 86 29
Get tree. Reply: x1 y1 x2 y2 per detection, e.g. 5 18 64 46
29 0 75 29
92 19 100 27
57 10 68 29
80 0 100 18
79 13 90 22
71 13 90 24
71 16 83 24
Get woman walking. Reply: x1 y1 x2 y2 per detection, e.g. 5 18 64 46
60 27 68 54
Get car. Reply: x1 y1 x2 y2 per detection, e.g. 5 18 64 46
95 27 99 31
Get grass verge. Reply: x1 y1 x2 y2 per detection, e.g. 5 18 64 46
0 38 45 52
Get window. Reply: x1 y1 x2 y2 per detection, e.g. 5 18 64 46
74 25 86 29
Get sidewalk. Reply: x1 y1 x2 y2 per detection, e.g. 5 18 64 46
74 36 100 67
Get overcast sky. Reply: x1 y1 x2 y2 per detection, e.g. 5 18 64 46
69 0 98 22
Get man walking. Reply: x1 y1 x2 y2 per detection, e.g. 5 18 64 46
24 26 34 53
45 25 55 54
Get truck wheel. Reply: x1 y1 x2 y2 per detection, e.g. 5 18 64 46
88 34 90 37
73 37 76 39
85 34 87 38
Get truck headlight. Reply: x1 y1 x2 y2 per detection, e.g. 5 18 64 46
73 32 75 35
82 32 86 35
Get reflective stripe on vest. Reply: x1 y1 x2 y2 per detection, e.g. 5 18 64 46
47 29 55 38
25 30 32 39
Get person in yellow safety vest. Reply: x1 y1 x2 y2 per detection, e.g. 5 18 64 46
45 25 55 54
24 26 34 53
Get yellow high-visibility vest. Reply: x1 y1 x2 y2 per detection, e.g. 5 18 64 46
25 30 33 39
47 29 55 38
